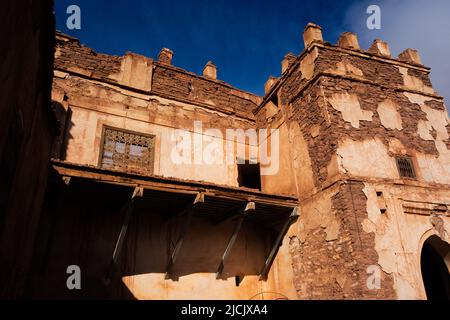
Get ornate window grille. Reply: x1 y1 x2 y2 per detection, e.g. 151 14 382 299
395 156 416 179
100 127 155 175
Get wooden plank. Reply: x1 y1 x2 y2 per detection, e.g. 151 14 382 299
51 161 299 205
259 207 299 281
216 202 255 279
112 201 134 263
112 187 144 263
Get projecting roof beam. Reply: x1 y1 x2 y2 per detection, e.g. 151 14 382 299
62 176 71 186
216 202 255 279
166 192 205 221
259 207 299 281
165 192 205 280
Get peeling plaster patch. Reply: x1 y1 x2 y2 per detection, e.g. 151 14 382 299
300 47 318 80
403 92 433 106
405 92 450 184
419 104 449 141
362 184 422 299
289 122 316 195
398 67 435 95
417 120 434 141
377 99 402 130
327 154 341 181
328 93 373 128
416 140 450 184
388 138 407 155
326 60 364 78
298 187 340 243
362 183 448 300
336 138 398 178
362 184 396 274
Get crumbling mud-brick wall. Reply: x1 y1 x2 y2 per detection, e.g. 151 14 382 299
42 32 301 300
52 32 262 187
256 23 450 299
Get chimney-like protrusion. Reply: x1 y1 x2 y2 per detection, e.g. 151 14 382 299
265 76 278 95
203 61 217 80
158 48 173 65
281 53 296 74
303 23 323 49
338 32 360 50
368 39 391 57
398 49 422 65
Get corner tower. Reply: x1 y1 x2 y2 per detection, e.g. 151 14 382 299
256 23 450 299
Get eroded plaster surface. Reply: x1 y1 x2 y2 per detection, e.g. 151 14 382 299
300 47 318 80
377 99 402 130
362 183 450 299
328 93 373 128
336 137 398 178
398 67 435 95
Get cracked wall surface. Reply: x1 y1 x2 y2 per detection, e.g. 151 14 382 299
256 32 450 299
49 25 450 300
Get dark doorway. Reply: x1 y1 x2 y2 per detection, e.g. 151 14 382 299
420 236 450 300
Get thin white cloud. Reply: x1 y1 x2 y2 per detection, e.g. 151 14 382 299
344 0 450 111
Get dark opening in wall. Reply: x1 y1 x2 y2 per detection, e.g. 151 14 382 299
421 237 450 300
395 156 416 179
269 92 279 108
237 161 261 191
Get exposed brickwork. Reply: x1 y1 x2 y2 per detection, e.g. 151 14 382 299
262 45 448 190
256 34 449 299
21 22 448 300
54 32 259 120
54 34 122 81
290 182 396 299
152 64 257 119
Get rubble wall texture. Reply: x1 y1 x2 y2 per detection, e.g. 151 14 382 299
48 25 450 300
256 29 450 299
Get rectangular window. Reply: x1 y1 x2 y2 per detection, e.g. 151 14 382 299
237 160 261 191
395 156 416 179
100 127 155 175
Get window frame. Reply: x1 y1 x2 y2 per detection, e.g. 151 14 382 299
395 155 417 179
98 125 156 175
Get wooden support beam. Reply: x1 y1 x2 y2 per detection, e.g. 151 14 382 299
259 207 299 281
112 187 144 263
165 192 205 280
112 201 134 264
216 202 255 279
132 186 144 199
167 192 204 221
62 176 71 186
104 187 143 285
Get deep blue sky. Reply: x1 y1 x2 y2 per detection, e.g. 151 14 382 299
55 0 450 105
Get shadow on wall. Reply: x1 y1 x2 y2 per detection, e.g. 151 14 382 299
51 101 74 161
31 178 276 299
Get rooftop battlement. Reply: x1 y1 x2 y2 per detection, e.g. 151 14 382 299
54 31 262 120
